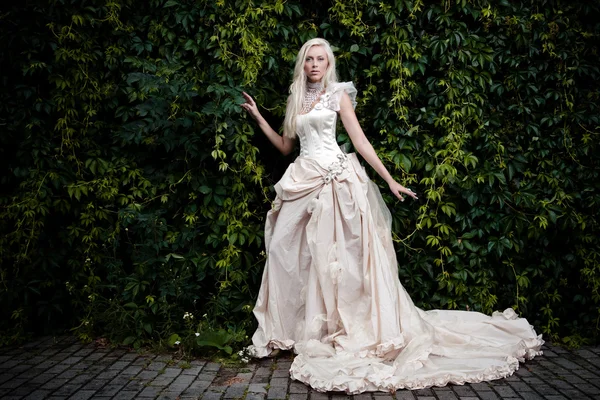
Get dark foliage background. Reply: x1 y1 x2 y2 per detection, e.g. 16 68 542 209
1 0 599 350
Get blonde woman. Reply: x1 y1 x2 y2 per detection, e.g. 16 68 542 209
241 38 542 394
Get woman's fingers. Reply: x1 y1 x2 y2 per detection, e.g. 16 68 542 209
389 186 404 201
404 188 418 199
242 92 255 106
240 92 260 120
390 182 417 201
399 185 418 200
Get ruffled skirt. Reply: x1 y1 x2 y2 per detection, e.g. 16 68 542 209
249 153 543 394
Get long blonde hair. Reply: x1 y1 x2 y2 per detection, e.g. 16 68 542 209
283 38 338 138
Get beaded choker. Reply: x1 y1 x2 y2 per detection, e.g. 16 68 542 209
301 81 324 114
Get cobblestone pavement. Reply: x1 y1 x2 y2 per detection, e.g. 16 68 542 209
0 336 599 400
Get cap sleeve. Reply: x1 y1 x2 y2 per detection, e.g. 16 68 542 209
323 81 357 112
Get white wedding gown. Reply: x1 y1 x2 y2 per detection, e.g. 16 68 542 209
249 82 543 394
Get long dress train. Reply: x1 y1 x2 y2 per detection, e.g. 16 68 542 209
249 82 543 394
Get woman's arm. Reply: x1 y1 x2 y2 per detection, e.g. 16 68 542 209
338 92 417 202
241 92 295 156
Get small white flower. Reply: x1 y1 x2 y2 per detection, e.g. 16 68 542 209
195 332 200 337
238 350 244 356
244 345 257 357
174 341 180 345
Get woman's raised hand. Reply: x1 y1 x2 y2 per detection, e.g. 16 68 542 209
241 92 261 120
239 91 293 155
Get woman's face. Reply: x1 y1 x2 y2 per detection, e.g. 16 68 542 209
304 45 329 83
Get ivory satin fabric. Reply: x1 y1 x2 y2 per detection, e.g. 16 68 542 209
249 82 543 394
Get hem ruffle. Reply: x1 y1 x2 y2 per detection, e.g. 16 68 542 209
290 353 527 394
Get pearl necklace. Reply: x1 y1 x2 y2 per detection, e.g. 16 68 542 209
301 81 324 114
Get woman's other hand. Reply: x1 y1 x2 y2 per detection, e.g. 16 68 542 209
388 181 418 202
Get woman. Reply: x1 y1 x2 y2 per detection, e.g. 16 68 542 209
241 38 543 394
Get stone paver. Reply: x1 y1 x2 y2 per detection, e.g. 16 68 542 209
0 337 598 399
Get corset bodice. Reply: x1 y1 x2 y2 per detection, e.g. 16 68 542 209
296 106 344 165
294 82 357 166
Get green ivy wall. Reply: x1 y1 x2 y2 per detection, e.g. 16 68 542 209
1 0 599 350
